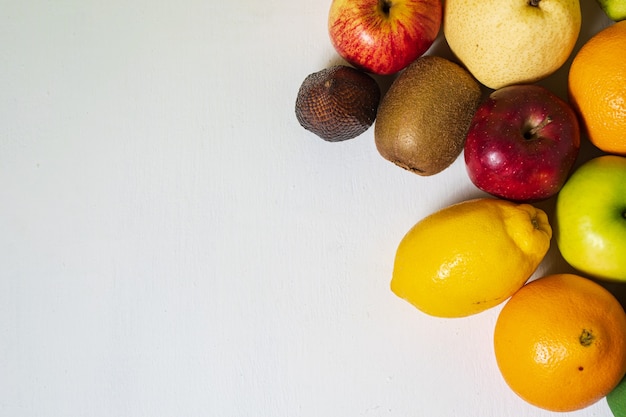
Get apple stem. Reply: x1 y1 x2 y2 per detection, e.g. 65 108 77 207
524 116 552 140
528 0 541 6
379 0 392 16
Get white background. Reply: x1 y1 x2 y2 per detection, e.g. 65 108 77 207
0 1 622 416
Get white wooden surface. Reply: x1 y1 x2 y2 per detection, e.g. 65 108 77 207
0 1 618 416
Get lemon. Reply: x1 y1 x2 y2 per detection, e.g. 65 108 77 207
391 198 552 318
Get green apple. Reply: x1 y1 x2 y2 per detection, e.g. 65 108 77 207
443 0 581 89
596 0 626 21
608 375 626 417
555 155 626 282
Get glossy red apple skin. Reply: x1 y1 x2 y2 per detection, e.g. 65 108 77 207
328 0 442 75
464 84 580 202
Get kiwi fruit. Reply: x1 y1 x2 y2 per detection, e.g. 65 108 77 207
295 65 381 142
374 55 482 176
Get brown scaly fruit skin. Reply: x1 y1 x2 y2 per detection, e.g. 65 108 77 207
375 55 482 176
295 65 380 142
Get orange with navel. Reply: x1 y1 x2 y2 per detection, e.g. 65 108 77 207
494 273 626 412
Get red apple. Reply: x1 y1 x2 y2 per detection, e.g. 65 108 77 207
464 84 580 202
328 0 442 76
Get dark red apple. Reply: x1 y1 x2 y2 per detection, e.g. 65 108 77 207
464 84 580 202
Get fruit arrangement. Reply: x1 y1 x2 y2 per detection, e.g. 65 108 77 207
294 0 626 414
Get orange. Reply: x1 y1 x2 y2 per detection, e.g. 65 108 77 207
568 21 626 155
493 273 626 412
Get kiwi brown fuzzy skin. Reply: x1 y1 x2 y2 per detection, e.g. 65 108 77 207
295 65 381 142
374 56 482 176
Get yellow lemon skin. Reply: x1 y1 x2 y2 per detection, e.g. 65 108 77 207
391 198 552 318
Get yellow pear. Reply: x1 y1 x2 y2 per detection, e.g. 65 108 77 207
443 0 581 89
